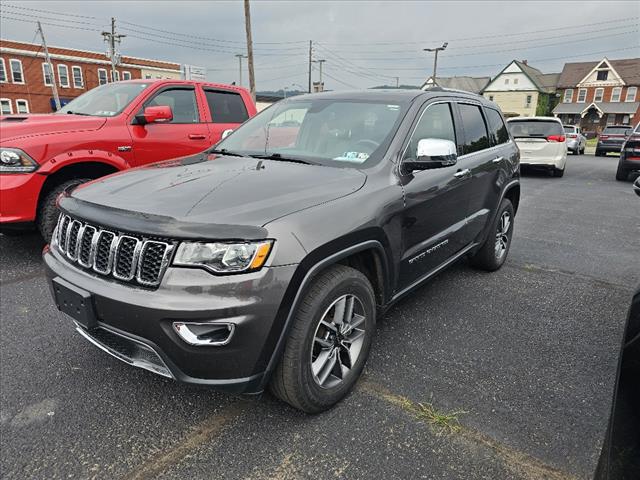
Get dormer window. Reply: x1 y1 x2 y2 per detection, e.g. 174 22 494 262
596 70 609 81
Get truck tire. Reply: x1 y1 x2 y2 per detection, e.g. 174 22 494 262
469 198 514 272
270 264 376 413
37 178 90 241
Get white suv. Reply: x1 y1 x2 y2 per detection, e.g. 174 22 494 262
507 117 568 177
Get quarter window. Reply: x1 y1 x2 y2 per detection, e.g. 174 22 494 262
0 98 12 114
594 88 604 102
458 103 490 155
0 59 6 83
10 59 24 83
485 108 509 145
204 90 249 123
403 102 456 162
563 89 573 103
42 63 53 86
626 87 637 102
16 99 29 114
57 64 69 88
72 66 83 88
577 89 587 103
145 88 199 123
98 69 108 85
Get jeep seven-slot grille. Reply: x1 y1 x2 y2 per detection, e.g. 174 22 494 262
54 214 174 288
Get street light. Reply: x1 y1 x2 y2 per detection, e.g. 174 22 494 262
423 42 448 87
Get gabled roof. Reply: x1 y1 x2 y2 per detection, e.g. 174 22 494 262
556 57 640 88
421 76 490 94
482 60 559 93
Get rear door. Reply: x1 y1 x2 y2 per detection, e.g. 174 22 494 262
128 85 211 164
202 88 250 144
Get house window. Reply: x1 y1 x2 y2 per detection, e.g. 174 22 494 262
488 95 494 101
42 63 54 86
514 78 519 85
0 98 12 114
98 68 108 85
57 64 69 88
596 70 609 81
623 114 630 124
525 95 532 108
145 74 152 79
111 70 120 82
16 99 29 114
594 88 604 102
577 88 587 103
610 87 622 102
72 66 83 88
10 59 24 83
626 87 637 102
122 71 131 80
606 114 615 125
563 89 573 103
504 78 510 85
0 59 6 83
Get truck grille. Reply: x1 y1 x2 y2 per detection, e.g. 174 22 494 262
53 214 175 288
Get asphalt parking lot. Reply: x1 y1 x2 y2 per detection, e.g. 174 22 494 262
1 154 638 480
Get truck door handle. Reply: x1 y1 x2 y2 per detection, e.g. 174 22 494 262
492 157 504 163
188 134 207 140
453 169 471 179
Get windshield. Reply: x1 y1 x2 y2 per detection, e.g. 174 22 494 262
603 126 632 135
57 82 149 117
214 97 407 167
508 120 563 137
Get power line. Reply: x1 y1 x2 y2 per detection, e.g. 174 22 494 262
0 1 98 19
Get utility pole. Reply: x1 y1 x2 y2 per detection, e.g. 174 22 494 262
395 76 399 88
102 17 126 82
37 21 60 110
235 53 247 86
316 59 325 91
243 0 256 102
423 42 448 86
308 40 313 93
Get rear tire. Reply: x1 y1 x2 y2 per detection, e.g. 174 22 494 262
554 166 565 178
269 265 376 413
37 178 90 241
469 198 514 272
616 163 630 181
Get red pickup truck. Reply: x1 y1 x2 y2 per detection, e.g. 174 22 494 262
0 80 256 239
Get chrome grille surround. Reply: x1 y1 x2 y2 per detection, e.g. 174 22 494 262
53 214 174 288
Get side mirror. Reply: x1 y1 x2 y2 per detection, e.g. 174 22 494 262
221 129 234 139
403 138 457 173
135 106 173 125
634 177 640 197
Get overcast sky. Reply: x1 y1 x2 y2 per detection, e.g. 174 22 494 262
1 0 638 92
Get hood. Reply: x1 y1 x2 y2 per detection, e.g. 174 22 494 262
60 153 366 240
0 114 107 143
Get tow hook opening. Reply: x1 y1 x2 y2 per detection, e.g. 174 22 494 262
172 322 235 346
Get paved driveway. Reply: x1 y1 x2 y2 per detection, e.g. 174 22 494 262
1 154 638 479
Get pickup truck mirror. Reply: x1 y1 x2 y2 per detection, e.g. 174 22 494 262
135 106 173 125
221 129 234 139
403 138 457 173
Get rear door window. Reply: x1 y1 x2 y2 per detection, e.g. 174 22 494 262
508 120 563 138
204 90 249 124
458 103 490 154
485 108 509 145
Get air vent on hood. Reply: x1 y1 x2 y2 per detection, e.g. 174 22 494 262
0 116 28 122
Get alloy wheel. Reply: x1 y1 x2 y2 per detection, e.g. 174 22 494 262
310 294 366 389
494 211 511 260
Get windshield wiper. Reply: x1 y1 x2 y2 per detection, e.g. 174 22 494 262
249 153 316 165
65 111 92 116
208 148 248 158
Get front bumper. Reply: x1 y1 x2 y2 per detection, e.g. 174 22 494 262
44 247 297 393
0 173 45 225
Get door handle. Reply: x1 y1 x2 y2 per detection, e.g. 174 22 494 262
453 169 471 179
492 157 504 163
188 134 207 140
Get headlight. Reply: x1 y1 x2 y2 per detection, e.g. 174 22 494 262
0 148 39 173
173 240 273 274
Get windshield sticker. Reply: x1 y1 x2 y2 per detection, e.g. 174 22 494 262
387 104 400 111
333 151 370 162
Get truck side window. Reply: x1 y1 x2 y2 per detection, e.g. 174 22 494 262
485 108 509 145
204 90 249 123
146 88 199 123
403 102 456 161
458 103 490 154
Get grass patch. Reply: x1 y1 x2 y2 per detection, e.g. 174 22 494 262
586 138 597 147
415 402 466 435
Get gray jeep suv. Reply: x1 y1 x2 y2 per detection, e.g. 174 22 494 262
44 89 521 412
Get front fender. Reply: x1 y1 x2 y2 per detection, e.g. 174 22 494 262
37 149 130 175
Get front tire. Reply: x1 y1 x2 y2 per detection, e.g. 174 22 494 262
469 198 514 272
270 265 376 413
37 178 90 241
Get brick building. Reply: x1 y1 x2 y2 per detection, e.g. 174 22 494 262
0 39 181 114
553 57 640 134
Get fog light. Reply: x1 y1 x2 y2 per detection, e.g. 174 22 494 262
172 322 235 346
